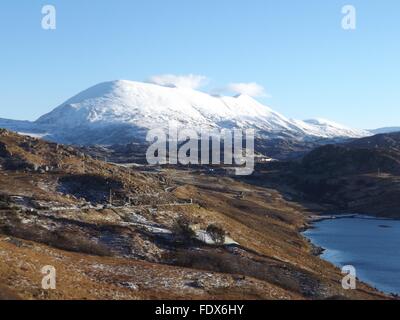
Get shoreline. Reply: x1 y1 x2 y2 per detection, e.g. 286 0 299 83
308 213 398 223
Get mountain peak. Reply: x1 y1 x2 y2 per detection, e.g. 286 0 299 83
1 80 371 145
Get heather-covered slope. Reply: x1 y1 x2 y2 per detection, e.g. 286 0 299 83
0 130 385 299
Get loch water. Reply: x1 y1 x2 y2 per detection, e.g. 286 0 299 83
304 216 400 295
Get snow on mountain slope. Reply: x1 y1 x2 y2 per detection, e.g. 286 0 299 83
0 80 370 145
32 80 370 144
36 80 294 132
294 118 371 139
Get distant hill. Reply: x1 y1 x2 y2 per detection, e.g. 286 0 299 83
347 131 400 151
252 132 400 218
370 127 400 134
301 132 400 177
299 133 400 216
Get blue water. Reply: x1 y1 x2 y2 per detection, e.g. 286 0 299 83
304 216 400 295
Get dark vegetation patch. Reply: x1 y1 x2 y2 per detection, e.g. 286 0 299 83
301 145 400 177
57 174 125 204
2 157 36 171
171 216 196 243
0 211 112 256
0 224 112 257
0 194 11 210
206 224 226 245
165 247 320 298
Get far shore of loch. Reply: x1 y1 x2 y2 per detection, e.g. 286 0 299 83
308 213 398 223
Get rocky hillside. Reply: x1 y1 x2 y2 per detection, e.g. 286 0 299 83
347 131 400 151
0 129 387 300
252 132 400 217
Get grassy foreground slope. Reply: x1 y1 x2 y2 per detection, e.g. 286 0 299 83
0 129 387 300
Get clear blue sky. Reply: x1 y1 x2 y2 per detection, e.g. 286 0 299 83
0 0 399 129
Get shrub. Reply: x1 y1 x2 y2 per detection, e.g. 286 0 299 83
206 224 226 245
0 194 10 209
172 216 196 242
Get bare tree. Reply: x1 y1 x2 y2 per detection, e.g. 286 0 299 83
206 224 226 245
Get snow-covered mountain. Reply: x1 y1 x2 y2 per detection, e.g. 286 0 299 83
1 80 371 145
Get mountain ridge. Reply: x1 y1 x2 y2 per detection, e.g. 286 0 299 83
371 127 400 135
1 80 371 145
